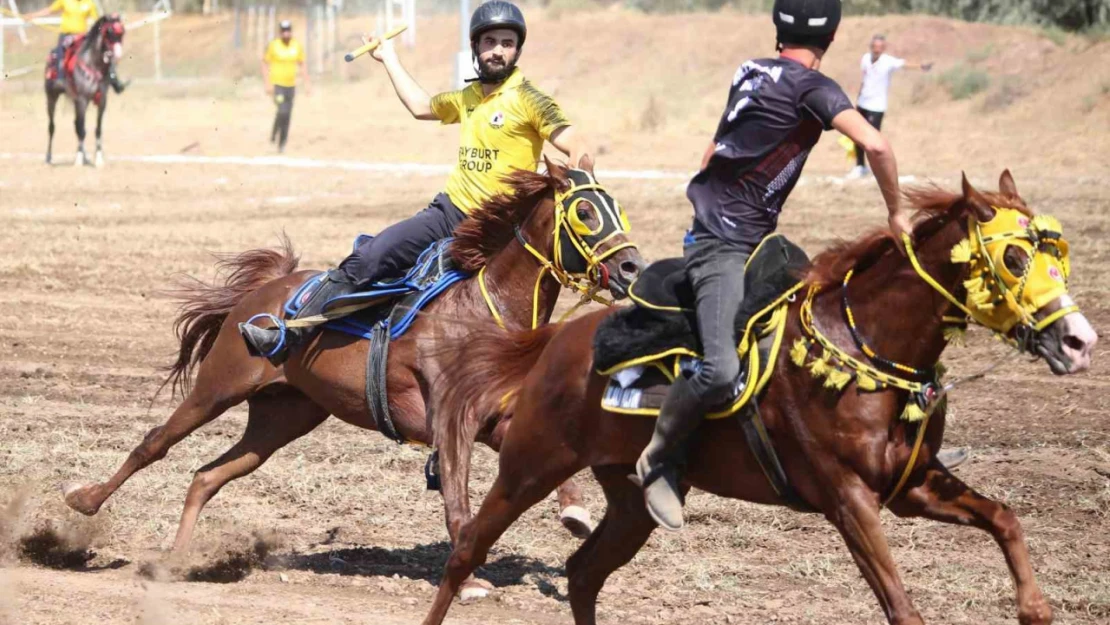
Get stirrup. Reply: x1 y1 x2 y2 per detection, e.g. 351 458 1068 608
240 313 287 359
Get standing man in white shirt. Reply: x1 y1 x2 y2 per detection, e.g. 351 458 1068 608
849 34 932 178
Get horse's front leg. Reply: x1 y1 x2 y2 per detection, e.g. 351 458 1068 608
94 93 107 168
826 476 924 624
73 98 89 166
889 460 1052 625
45 89 59 164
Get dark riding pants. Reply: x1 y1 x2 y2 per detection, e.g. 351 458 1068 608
684 231 749 408
339 193 467 287
272 85 295 149
52 34 74 77
854 106 885 168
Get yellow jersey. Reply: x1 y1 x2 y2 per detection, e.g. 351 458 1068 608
49 0 98 35
430 68 570 215
264 38 304 88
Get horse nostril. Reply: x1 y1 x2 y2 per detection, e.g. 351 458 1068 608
1063 335 1086 353
620 261 641 280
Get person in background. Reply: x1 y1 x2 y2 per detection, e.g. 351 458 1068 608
848 34 931 179
24 0 126 93
263 20 310 154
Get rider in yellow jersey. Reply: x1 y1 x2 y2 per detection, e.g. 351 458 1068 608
25 0 126 93
241 0 586 362
262 20 310 153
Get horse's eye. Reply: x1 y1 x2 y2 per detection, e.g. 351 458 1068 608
1003 245 1029 276
576 207 592 221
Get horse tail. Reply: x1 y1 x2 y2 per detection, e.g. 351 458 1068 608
434 322 560 506
160 236 299 399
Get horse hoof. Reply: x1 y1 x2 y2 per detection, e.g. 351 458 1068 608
458 579 492 602
559 505 594 539
94 152 104 168
61 482 101 516
74 153 86 167
1018 599 1053 625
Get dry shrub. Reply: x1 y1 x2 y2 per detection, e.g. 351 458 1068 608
981 77 1026 112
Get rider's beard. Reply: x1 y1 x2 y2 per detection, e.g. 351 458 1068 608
476 53 516 84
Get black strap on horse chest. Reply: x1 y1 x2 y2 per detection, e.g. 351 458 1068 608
367 321 404 444
737 403 814 513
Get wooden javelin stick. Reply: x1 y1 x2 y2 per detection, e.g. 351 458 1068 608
344 24 407 62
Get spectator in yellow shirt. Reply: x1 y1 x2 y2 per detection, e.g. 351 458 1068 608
25 0 126 93
262 20 310 153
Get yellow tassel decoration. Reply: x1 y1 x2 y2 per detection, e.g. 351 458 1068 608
790 338 809 367
901 402 927 422
943 325 966 346
824 368 852 390
950 239 972 264
856 373 879 392
808 357 830 378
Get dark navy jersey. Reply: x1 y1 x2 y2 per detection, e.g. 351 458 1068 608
687 57 853 250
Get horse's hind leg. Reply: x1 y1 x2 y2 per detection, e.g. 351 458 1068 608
826 478 923 625
172 388 327 551
421 438 582 625
64 326 268 515
45 90 59 164
889 461 1051 625
565 465 659 625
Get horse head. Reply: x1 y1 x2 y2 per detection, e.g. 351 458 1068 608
948 171 1097 374
540 154 645 299
89 14 125 62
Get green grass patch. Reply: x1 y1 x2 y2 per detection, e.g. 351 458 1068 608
939 64 991 100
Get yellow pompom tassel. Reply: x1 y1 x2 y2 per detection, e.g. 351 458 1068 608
808 357 830 378
824 368 852 390
963 276 985 293
950 239 973 264
790 338 809 367
901 401 927 422
856 373 879 392
943 325 966 346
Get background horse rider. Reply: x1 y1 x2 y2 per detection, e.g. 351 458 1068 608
633 0 917 531
241 0 587 362
24 0 126 93
262 20 310 154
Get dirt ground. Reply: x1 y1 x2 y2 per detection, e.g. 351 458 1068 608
1 9 1109 625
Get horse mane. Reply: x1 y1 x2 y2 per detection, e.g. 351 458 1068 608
804 185 1031 289
81 16 108 51
450 167 567 272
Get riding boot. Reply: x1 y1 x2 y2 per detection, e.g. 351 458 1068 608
634 376 706 531
239 269 357 365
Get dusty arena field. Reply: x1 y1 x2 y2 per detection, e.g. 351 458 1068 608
2 10 1109 625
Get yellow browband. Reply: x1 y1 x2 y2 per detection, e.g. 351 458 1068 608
480 173 636 330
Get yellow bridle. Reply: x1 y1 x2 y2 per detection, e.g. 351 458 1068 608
479 170 637 330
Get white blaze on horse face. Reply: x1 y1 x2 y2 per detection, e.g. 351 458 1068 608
1056 295 1097 373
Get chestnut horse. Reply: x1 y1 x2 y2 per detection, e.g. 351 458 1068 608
423 172 1097 624
61 161 644 598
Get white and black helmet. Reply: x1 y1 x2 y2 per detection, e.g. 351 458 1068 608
772 0 841 50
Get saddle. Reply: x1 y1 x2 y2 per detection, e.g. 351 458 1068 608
45 35 83 83
284 237 468 445
593 234 812 510
593 233 810 418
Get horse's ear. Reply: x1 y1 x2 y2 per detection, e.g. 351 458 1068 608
961 172 995 222
577 153 595 174
998 169 1020 200
543 155 569 191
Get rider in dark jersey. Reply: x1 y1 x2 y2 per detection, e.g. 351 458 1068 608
635 0 914 531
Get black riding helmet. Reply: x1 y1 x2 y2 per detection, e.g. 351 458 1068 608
470 0 527 49
772 0 841 51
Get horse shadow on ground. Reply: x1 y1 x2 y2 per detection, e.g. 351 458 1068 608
278 541 568 601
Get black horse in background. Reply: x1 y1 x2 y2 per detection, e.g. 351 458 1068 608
46 15 125 167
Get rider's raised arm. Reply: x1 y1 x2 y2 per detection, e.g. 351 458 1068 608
24 0 63 20
548 127 583 169
373 40 436 120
